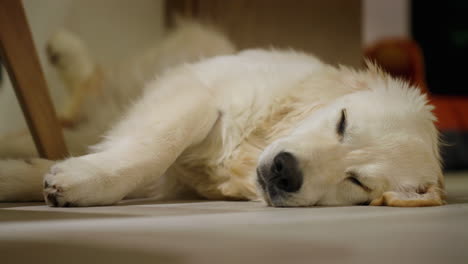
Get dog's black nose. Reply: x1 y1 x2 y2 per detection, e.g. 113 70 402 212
267 152 303 193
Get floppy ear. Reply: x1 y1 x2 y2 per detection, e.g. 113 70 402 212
370 183 446 207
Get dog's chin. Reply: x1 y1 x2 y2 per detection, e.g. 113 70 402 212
257 186 314 208
256 183 293 207
260 193 284 207
255 182 273 206
256 172 295 207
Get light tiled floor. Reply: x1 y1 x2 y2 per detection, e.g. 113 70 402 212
1 173 468 264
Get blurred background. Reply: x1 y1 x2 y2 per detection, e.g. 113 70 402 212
0 0 467 170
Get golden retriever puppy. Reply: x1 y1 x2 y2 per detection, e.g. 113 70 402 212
0 23 444 207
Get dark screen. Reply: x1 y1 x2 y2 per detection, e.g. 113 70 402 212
412 0 468 95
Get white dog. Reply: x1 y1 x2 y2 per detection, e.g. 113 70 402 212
0 22 445 207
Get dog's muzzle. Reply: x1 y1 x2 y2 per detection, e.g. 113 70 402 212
257 152 303 206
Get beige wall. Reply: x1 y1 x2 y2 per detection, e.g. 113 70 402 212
362 0 410 45
169 0 362 67
22 0 165 65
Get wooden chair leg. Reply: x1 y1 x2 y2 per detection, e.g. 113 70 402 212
0 0 68 160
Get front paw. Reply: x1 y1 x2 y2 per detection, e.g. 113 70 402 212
43 158 122 207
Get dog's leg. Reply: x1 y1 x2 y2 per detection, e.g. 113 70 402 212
43 70 220 206
0 158 55 201
58 68 103 128
46 30 100 127
0 126 104 201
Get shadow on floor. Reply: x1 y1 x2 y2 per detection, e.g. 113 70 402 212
1 240 184 264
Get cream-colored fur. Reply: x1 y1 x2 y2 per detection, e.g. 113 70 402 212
0 22 444 207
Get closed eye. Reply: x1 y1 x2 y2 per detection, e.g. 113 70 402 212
347 172 371 192
336 108 347 139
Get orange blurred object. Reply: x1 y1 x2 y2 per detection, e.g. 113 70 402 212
365 38 428 93
364 38 468 131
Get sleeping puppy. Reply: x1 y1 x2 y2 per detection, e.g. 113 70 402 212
0 22 445 207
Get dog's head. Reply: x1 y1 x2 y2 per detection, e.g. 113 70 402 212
257 67 445 207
